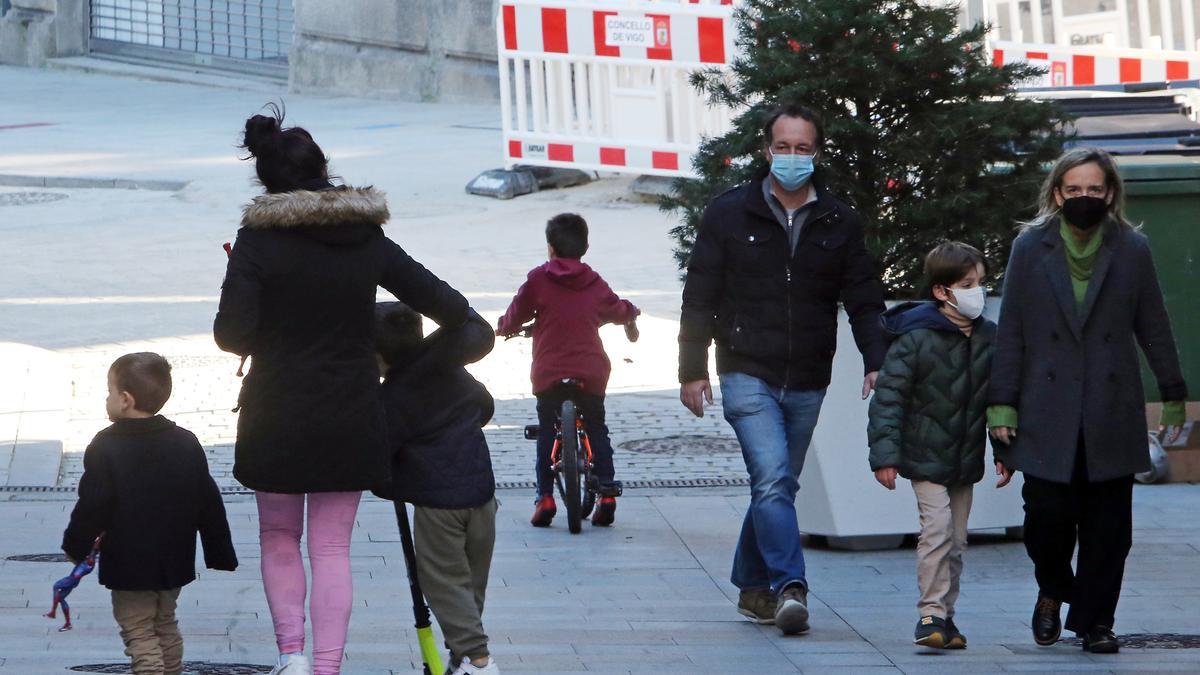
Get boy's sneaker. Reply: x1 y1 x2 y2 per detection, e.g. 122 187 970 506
269 653 311 675
914 616 950 648
451 656 500 674
945 618 967 649
736 589 776 625
591 496 617 526
774 583 810 635
530 495 556 527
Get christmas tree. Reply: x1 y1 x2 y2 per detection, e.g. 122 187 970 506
663 0 1068 296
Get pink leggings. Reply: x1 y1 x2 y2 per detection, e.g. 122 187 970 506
256 491 361 675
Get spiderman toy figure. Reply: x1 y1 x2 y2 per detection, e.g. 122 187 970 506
45 536 101 631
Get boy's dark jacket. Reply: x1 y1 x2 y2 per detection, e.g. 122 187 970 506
373 311 497 510
62 416 238 590
868 302 997 486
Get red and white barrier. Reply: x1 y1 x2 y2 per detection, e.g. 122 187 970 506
500 2 734 66
498 1 737 179
497 3 1200 181
506 137 688 175
992 40 1200 87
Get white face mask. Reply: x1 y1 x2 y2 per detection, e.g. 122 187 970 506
947 286 986 320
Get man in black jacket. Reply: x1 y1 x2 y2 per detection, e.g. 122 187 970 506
678 104 887 635
62 353 237 675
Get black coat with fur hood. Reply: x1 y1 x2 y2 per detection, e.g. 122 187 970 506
215 186 469 494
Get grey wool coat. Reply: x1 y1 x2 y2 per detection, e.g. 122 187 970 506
988 219 1187 483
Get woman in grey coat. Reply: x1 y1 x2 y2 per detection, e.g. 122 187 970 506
988 147 1186 654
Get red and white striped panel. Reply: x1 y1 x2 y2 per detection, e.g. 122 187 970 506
506 137 695 178
992 41 1200 87
500 1 734 65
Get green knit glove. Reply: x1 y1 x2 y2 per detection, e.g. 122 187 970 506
1161 400 1186 428
987 405 1018 430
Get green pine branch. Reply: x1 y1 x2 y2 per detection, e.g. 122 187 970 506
661 0 1069 297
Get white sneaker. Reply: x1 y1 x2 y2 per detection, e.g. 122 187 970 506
269 653 312 675
451 655 499 675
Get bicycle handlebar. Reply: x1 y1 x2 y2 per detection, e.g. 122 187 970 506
503 319 639 342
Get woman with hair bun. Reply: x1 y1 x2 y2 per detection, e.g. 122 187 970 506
215 106 469 675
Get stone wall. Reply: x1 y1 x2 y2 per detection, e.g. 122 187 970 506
0 0 86 67
289 0 499 103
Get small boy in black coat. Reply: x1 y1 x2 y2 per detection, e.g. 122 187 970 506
62 352 237 675
372 303 500 675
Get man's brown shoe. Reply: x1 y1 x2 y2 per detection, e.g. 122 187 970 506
1032 595 1062 646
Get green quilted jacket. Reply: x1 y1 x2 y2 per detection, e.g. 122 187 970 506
868 302 997 486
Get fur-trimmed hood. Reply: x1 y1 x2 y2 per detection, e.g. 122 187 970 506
241 187 389 230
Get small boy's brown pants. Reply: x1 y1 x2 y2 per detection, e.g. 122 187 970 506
413 498 497 666
111 587 183 675
912 482 973 620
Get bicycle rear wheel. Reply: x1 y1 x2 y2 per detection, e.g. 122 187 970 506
560 400 583 534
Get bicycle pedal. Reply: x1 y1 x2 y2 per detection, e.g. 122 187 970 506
589 478 624 497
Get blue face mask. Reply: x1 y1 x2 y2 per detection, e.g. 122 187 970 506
769 151 815 192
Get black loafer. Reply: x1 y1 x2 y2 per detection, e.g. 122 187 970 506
1032 595 1062 646
1081 626 1120 654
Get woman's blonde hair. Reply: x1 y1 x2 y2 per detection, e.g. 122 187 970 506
1022 147 1133 231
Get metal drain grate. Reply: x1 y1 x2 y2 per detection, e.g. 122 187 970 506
2 478 750 495
494 477 748 490
6 553 70 562
1061 633 1200 649
71 662 271 674
619 435 741 455
0 191 69 206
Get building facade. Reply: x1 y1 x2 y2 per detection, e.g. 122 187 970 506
0 0 500 102
4 1 1200 100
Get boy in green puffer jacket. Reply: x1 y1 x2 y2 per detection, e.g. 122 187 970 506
867 242 1014 650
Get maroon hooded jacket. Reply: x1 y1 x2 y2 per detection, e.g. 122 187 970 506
497 258 639 396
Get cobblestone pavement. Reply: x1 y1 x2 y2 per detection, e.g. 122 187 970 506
3 485 1199 674
0 66 740 490
53 324 742 490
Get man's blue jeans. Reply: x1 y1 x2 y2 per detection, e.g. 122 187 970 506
720 372 826 594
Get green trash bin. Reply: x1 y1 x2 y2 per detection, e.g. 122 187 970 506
1117 155 1200 402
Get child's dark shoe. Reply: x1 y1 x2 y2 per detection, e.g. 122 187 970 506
591 496 617 526
914 616 949 648
945 618 967 649
530 495 556 527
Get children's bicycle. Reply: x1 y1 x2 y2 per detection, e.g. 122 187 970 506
523 380 598 534
506 323 627 534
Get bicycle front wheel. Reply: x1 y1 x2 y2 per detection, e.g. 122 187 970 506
560 400 583 534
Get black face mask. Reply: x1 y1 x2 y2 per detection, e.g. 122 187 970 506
1061 195 1108 231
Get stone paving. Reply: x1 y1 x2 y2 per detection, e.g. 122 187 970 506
3 65 1200 674
2 485 1199 674
0 65 736 491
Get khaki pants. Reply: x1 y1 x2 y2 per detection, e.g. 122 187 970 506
111 587 184 675
413 498 497 665
912 481 973 619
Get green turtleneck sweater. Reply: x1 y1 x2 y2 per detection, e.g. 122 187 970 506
987 220 1185 432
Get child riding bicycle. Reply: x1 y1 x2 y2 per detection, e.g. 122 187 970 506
497 213 639 528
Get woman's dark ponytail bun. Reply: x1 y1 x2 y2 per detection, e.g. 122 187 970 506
240 102 331 194
242 113 281 157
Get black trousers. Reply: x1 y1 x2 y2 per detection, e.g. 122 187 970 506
534 383 615 497
1021 437 1134 634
